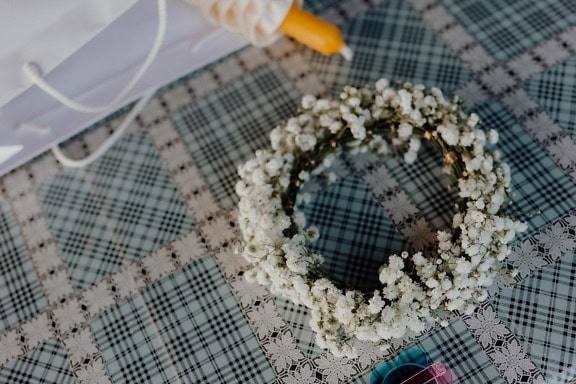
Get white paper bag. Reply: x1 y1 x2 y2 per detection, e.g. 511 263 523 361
0 0 248 176
0 0 137 107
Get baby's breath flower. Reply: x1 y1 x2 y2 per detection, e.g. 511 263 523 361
467 113 480 127
398 122 413 140
487 129 499 144
301 95 317 109
437 124 460 146
236 79 526 358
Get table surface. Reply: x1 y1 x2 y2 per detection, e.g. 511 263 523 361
1 0 576 383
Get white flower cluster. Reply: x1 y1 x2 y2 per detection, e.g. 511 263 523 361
235 80 527 357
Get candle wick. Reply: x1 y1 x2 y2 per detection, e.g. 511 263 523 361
339 45 353 61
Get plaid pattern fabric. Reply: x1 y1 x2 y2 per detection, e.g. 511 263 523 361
300 175 405 289
302 0 470 93
37 171 123 291
525 57 576 139
416 319 503 383
142 256 275 383
473 101 576 230
0 203 47 334
3 0 576 382
383 144 459 231
442 0 576 61
0 339 75 384
171 63 301 210
303 0 342 13
59 103 134 151
494 254 576 383
91 295 179 384
273 296 324 358
87 132 195 260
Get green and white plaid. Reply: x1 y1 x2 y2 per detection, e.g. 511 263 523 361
301 175 405 288
495 253 576 382
141 257 275 383
87 132 195 260
525 57 576 140
302 0 471 93
442 0 576 61
1 0 576 382
0 339 75 384
38 171 123 291
92 295 180 384
473 101 576 230
172 64 301 210
0 203 47 333
417 319 503 384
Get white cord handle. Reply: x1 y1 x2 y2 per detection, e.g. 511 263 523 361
22 0 167 115
21 0 167 168
51 89 156 168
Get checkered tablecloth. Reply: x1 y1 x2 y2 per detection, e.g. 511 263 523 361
1 0 576 383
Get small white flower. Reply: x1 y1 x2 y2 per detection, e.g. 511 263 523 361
329 121 343 134
467 113 480 127
314 99 331 112
409 138 421 152
487 129 499 144
459 131 475 147
396 89 413 115
367 292 385 314
404 151 417 164
379 256 405 285
298 170 310 181
398 122 413 139
437 124 460 146
301 95 317 109
266 157 282 176
375 78 390 92
296 133 317 151
347 97 361 107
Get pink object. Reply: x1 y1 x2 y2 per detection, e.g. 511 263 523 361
400 363 453 384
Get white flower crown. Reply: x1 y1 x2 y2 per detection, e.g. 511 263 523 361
235 79 527 357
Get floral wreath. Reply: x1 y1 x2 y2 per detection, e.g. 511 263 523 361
235 79 527 357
